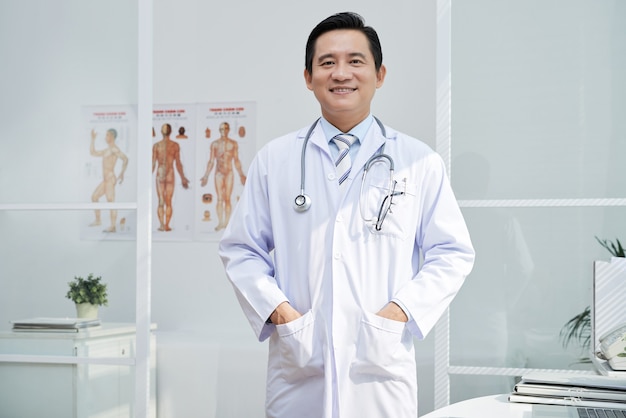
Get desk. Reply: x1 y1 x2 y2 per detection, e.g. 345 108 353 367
0 323 156 418
421 394 533 417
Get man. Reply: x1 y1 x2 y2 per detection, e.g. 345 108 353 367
89 128 128 232
152 123 190 231
200 122 246 231
219 12 474 418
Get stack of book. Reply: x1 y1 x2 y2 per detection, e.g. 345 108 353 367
509 372 626 409
11 317 101 332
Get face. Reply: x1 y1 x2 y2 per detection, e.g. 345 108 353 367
105 131 115 144
304 29 386 127
219 123 230 136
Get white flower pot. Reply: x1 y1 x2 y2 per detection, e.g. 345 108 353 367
75 303 99 319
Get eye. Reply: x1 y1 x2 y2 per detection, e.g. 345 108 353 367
320 60 335 67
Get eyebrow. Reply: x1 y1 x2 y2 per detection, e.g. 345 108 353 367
316 52 368 63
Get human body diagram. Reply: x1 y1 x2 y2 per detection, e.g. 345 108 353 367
152 123 190 232
89 128 128 232
200 122 246 231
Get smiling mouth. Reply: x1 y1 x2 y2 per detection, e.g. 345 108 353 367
330 87 356 93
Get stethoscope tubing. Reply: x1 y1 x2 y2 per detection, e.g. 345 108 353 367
293 118 320 212
294 116 391 213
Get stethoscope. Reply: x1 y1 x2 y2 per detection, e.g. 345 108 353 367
294 116 394 213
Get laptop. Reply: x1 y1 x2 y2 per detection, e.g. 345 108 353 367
510 372 626 417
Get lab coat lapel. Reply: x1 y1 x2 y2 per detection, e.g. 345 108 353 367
351 123 388 176
306 122 332 158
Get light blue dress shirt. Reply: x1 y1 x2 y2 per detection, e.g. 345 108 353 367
320 114 374 161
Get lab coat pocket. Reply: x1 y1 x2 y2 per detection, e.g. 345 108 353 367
363 177 417 240
379 178 417 239
351 311 413 380
276 310 324 383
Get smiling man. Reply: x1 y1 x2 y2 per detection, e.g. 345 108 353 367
219 12 475 418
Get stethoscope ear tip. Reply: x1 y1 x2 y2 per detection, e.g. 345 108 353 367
293 194 311 212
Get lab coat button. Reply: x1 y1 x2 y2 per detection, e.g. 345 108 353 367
333 252 341 260
336 215 343 223
328 173 336 181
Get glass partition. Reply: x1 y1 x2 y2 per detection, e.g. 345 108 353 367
450 1 626 201
0 210 137 323
0 1 148 416
444 0 626 404
451 206 626 367
0 0 139 205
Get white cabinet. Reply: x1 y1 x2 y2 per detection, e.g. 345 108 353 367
0 324 156 418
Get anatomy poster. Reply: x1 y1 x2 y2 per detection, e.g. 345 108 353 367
79 101 256 242
80 105 137 241
151 104 196 241
194 102 256 241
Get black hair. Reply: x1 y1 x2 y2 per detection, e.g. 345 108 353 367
305 12 383 74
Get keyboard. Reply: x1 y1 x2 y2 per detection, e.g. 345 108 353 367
577 407 626 418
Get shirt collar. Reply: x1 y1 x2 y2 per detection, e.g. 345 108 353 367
320 114 374 144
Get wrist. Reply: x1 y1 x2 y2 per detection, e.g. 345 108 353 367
268 301 300 325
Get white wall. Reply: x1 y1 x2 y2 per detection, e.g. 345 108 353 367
0 1 439 417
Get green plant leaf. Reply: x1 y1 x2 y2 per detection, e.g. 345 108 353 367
595 236 626 258
560 306 591 351
65 273 108 306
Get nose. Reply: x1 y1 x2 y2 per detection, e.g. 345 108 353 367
332 62 353 80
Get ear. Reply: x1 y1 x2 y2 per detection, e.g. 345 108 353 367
304 68 313 91
376 64 387 88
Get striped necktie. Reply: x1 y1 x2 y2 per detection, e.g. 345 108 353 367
331 133 358 186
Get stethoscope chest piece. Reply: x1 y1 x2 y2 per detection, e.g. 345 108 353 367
294 194 312 212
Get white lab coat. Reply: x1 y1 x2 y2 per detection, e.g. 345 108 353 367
219 120 474 418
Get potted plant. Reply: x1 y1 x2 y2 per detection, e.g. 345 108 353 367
560 237 624 361
66 273 108 319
